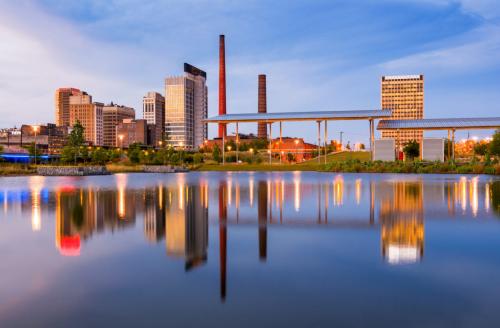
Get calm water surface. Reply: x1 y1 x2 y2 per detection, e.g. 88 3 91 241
1 172 500 327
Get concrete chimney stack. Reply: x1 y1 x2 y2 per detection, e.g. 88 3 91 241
257 74 267 139
218 35 227 138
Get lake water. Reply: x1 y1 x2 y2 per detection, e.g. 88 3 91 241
1 172 499 327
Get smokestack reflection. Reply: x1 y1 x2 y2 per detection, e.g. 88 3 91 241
258 181 268 261
218 181 227 301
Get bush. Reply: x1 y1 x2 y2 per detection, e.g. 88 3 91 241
193 153 204 164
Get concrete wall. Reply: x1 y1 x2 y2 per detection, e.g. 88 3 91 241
374 139 395 161
422 138 444 162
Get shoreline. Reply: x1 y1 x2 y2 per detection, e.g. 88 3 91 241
1 162 499 177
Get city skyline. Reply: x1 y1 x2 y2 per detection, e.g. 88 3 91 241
1 1 499 145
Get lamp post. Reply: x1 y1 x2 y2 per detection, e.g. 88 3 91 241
119 134 124 150
32 125 39 165
294 138 299 162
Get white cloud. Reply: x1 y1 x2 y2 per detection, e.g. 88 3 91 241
380 25 500 75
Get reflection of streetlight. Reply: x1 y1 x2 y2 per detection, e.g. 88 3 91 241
32 125 39 165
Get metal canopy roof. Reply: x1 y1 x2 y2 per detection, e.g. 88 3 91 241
377 117 500 131
204 110 392 123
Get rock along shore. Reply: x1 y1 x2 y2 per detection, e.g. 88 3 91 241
37 166 110 176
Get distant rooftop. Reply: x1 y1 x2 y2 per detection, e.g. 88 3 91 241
205 110 392 123
382 75 423 81
377 117 500 130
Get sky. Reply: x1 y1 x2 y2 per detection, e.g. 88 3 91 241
1 0 499 145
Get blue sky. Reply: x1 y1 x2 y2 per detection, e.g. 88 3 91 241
1 0 499 144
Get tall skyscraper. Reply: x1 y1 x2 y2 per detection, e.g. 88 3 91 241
102 103 135 147
69 92 104 146
165 63 208 149
55 88 82 126
143 92 165 146
381 75 424 148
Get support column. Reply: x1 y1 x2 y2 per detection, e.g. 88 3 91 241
222 129 225 165
317 121 321 164
369 119 374 161
279 122 283 164
236 122 239 163
451 129 455 161
268 123 272 165
324 121 328 164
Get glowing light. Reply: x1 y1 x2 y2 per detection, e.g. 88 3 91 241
294 172 301 211
355 179 362 205
227 179 232 205
333 175 344 206
249 178 254 206
29 176 44 232
470 177 478 217
485 183 490 212
116 174 127 218
459 176 467 212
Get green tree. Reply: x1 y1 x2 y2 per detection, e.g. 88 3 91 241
474 143 488 156
91 148 109 164
0 144 3 154
403 140 420 161
60 146 76 164
212 144 221 163
287 152 295 162
68 121 85 147
127 143 142 164
26 142 37 163
490 130 500 157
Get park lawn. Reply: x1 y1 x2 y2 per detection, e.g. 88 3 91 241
197 151 370 171
299 151 370 165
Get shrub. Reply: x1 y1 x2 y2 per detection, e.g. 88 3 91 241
193 153 203 164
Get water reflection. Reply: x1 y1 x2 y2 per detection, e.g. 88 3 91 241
1 173 499 301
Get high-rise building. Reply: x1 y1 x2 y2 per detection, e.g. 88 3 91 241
143 92 165 146
165 63 207 149
102 103 135 147
116 118 148 148
69 92 104 146
381 75 424 148
55 88 82 127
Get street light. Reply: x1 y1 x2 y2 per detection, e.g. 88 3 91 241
32 125 39 165
227 145 232 151
119 134 124 150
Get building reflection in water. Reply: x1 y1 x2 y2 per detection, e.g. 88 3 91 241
379 181 424 265
165 181 208 271
2 173 499 299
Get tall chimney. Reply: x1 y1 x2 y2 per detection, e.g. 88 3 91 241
257 74 267 139
218 35 227 138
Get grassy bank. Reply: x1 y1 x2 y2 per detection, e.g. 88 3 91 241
106 163 144 173
0 164 36 176
197 159 500 175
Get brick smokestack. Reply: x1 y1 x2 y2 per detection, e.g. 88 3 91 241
257 74 267 139
218 35 227 138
